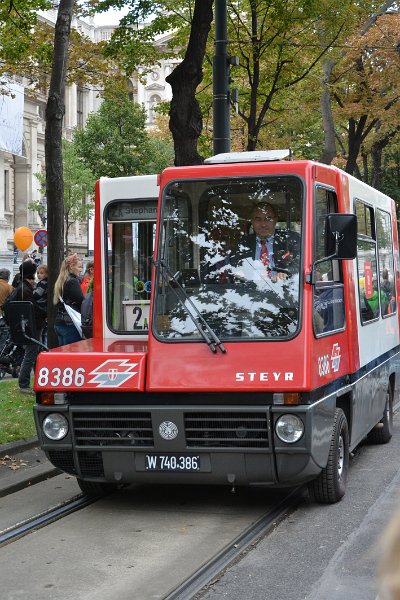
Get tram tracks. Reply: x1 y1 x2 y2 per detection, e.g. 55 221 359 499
164 487 304 600
0 493 97 547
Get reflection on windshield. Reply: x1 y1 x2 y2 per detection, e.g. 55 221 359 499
154 176 303 341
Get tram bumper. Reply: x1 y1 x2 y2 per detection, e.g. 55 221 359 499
34 396 336 487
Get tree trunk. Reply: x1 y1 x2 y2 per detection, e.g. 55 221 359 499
345 116 367 176
45 0 73 347
166 0 213 166
319 59 336 164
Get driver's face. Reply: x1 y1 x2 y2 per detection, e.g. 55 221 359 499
251 206 277 240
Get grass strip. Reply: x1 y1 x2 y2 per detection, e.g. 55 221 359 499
0 380 36 444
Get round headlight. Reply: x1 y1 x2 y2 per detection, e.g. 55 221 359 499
43 413 69 440
275 414 304 443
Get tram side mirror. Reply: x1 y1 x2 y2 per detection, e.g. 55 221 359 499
325 214 357 260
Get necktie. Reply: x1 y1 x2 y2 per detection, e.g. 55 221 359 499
260 240 269 267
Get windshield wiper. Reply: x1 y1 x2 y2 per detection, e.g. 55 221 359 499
155 259 226 354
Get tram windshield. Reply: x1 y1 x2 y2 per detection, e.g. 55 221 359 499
106 198 157 333
154 175 303 341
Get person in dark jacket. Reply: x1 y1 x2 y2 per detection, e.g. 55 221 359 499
231 202 300 281
11 255 34 288
0 268 12 314
53 253 84 346
34 264 48 345
14 260 46 394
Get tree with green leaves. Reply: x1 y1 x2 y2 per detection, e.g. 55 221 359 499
99 0 213 165
31 140 95 253
73 94 174 178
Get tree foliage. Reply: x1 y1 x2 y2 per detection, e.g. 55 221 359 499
31 140 95 253
73 94 174 177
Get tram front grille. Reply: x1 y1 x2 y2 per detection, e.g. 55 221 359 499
48 450 77 475
78 451 104 477
72 411 154 447
184 411 269 448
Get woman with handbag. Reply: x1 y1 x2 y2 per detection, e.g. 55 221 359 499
53 254 84 346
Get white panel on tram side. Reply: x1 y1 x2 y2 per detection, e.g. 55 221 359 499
347 172 394 211
347 176 400 368
99 175 159 212
98 175 159 340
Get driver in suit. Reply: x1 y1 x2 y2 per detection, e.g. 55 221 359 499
232 202 300 281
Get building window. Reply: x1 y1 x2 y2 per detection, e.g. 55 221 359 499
4 170 9 211
148 94 161 124
127 79 135 103
77 87 84 128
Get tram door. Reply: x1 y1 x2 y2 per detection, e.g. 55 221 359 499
106 199 157 334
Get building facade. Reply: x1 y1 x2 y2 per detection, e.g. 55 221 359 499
0 11 178 264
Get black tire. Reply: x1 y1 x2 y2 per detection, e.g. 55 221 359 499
367 384 393 445
77 478 118 497
309 408 349 504
0 368 5 380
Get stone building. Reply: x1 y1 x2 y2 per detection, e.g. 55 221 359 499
0 10 178 266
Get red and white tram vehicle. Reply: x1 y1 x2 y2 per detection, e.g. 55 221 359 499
34 152 400 503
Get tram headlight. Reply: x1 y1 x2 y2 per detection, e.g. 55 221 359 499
275 414 304 444
42 413 69 441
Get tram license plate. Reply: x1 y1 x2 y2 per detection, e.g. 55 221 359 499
145 454 200 471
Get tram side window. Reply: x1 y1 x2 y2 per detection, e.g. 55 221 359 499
376 209 396 317
106 200 157 333
313 187 345 335
356 201 381 323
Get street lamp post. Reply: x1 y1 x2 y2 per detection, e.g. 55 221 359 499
213 0 230 155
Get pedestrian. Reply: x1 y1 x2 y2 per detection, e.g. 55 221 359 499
30 249 41 267
0 268 13 314
13 261 46 394
33 264 48 311
12 255 34 288
80 260 94 295
53 253 84 346
34 264 48 346
81 277 94 339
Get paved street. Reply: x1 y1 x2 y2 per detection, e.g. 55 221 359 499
0 405 399 599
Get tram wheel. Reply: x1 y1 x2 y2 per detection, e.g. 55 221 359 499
77 478 118 497
308 408 349 504
367 384 393 445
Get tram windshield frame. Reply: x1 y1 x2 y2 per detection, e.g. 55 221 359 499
153 175 304 343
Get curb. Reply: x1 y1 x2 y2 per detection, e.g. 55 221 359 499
0 465 60 498
0 436 38 457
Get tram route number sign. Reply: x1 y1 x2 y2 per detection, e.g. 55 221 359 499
34 229 48 247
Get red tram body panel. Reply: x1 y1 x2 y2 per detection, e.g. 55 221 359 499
33 155 400 502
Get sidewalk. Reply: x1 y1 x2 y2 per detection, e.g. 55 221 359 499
0 436 59 497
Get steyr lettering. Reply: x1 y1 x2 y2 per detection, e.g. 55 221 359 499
236 372 294 382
